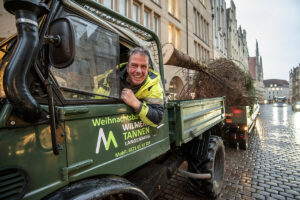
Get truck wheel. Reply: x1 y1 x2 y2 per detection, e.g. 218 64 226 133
44 176 149 200
239 131 248 150
189 136 225 198
229 132 237 149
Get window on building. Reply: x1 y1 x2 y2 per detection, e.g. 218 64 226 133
152 0 159 4
168 23 173 44
132 3 140 23
200 16 204 39
168 23 180 49
207 22 209 43
154 15 160 35
198 44 201 60
103 0 114 9
119 0 128 16
217 7 220 28
194 8 197 34
221 8 224 28
194 42 198 60
144 10 150 28
175 28 180 48
168 0 180 19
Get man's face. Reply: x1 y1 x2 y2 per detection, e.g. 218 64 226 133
127 53 149 86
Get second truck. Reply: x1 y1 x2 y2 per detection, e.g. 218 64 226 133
0 0 226 199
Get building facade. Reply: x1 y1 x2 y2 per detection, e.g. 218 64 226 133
249 41 264 102
89 0 213 99
289 64 300 103
226 0 248 71
263 79 289 103
211 0 227 59
2 0 253 101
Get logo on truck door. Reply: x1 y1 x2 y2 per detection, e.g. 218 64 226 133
95 128 118 154
92 114 152 157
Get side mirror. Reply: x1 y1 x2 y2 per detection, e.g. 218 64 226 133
47 18 75 69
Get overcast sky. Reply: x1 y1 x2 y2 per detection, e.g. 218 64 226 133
225 0 300 81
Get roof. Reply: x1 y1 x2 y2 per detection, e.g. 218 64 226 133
263 79 289 87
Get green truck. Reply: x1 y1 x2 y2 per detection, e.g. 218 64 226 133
224 104 260 150
0 0 226 199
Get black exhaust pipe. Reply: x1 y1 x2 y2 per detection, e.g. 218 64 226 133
3 0 48 123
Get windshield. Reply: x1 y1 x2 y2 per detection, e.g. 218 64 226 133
51 16 120 100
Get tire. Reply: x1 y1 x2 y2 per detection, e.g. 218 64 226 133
239 131 248 150
189 136 225 198
44 177 149 200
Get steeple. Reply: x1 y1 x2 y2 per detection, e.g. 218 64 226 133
256 40 259 58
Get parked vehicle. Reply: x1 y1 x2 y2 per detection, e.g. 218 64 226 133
0 0 226 199
224 104 260 150
273 96 287 107
292 101 300 111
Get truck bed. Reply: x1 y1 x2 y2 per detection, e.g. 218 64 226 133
167 97 225 146
225 104 260 129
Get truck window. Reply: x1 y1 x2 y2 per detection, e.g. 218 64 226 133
51 16 120 101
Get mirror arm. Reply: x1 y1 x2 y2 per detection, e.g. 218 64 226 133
44 35 61 47
45 78 62 155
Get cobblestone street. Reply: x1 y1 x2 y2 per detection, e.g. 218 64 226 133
157 104 300 200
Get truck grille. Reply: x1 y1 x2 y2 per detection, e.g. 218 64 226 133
0 168 29 200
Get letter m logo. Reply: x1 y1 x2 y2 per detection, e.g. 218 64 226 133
95 128 118 154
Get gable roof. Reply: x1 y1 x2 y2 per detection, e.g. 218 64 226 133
263 79 289 87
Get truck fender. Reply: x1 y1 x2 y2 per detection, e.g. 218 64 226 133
43 176 149 200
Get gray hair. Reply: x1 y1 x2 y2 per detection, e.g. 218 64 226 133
128 47 152 66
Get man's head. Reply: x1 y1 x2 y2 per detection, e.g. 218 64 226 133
127 47 151 86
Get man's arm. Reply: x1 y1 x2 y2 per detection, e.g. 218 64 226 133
136 101 163 127
121 84 164 127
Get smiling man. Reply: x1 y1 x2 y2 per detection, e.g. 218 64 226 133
120 47 164 127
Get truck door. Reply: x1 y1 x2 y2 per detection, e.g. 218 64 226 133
50 13 170 183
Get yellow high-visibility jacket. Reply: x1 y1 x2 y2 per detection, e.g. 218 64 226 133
93 69 113 99
120 63 164 127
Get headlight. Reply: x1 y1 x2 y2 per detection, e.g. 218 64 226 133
296 105 300 109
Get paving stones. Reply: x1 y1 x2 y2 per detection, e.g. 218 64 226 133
157 105 300 200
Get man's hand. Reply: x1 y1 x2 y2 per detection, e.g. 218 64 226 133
121 88 141 111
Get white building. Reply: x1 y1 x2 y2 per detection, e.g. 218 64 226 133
211 0 227 59
263 79 289 103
